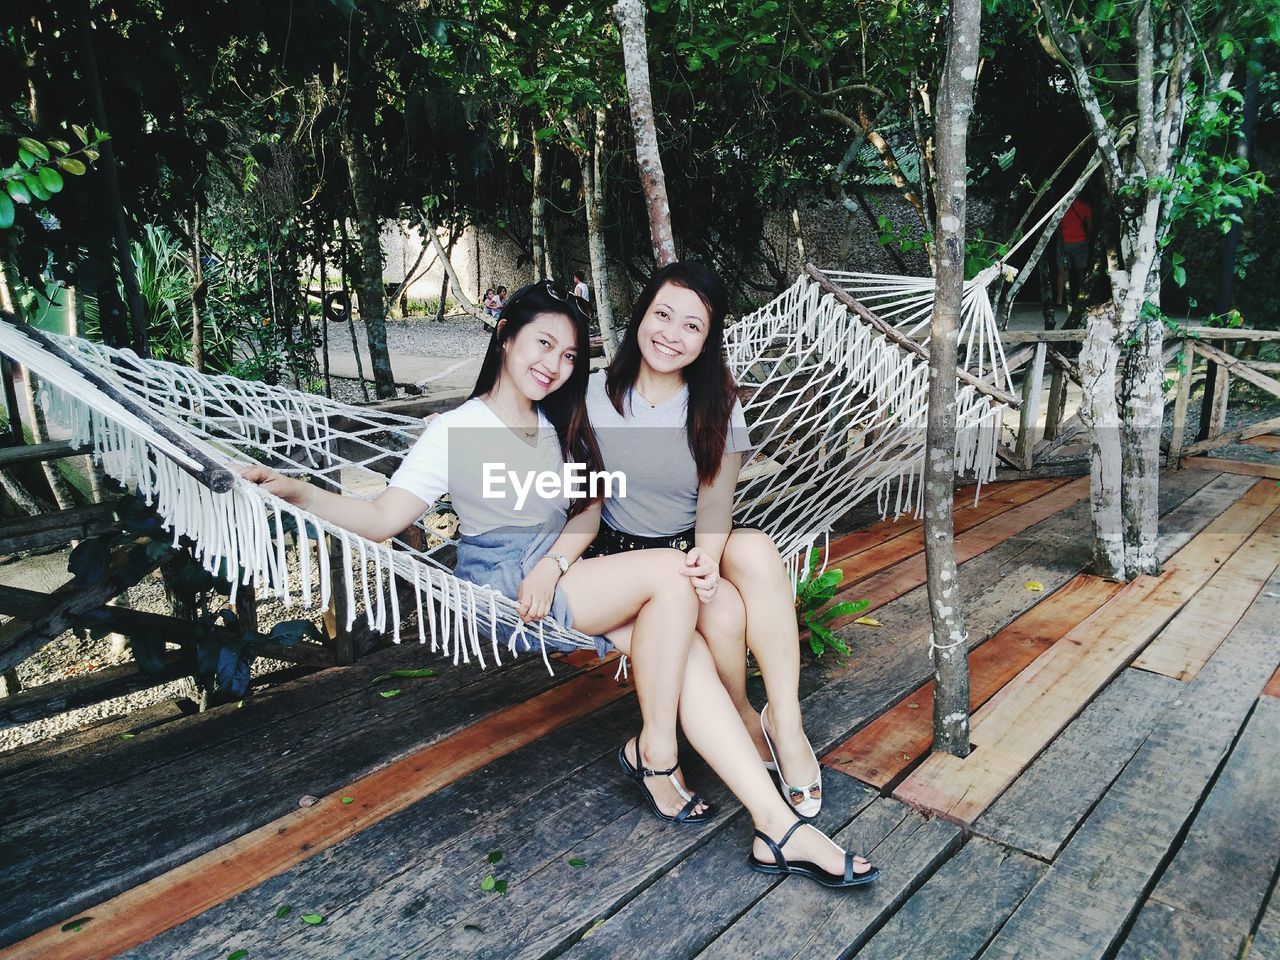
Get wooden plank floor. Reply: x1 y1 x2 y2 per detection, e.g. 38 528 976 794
4 466 1278 960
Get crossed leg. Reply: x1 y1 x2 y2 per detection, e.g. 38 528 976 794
700 528 821 811
559 548 707 817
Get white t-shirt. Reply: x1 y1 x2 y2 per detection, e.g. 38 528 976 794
573 281 590 302
388 398 569 536
586 371 750 537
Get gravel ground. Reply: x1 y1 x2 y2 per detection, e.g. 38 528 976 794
323 314 492 360
0 556 315 753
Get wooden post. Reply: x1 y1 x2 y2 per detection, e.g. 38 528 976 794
1044 362 1068 441
1204 356 1229 441
1016 343 1047 471
1168 339 1194 466
0 357 23 446
318 434 355 666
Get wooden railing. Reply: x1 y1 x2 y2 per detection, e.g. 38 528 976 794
997 326 1280 475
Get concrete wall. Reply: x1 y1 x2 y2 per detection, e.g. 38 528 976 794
377 188 1000 318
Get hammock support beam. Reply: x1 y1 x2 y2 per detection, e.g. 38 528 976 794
0 312 237 494
804 264 1021 409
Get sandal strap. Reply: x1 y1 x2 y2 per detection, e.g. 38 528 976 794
754 819 808 870
778 819 808 850
640 762 678 778
844 852 855 884
667 773 694 804
752 829 788 870
674 794 706 823
629 741 680 780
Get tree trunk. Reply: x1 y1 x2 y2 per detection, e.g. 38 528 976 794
1116 203 1165 578
924 0 980 759
337 217 370 403
1079 302 1125 579
189 207 205 372
342 130 397 399
591 108 617 346
319 242 331 398
78 4 148 357
614 0 677 267
565 113 618 355
531 128 548 280
427 226 486 322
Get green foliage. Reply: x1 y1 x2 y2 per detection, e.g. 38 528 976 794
1149 86 1271 243
0 129 104 231
794 548 868 656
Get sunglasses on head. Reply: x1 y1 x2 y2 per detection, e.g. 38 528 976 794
505 279 589 322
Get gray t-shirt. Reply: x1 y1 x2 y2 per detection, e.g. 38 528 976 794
586 371 750 537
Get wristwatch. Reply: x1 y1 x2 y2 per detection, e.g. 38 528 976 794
544 552 571 575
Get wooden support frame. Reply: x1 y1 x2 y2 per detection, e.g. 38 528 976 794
0 440 90 470
0 544 170 674
1016 344 1048 471
0 654 316 727
0 503 121 555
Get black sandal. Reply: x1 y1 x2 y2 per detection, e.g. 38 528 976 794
749 820 878 888
617 740 716 825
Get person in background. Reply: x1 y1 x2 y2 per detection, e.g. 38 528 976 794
572 271 590 305
1056 195 1093 306
483 287 501 318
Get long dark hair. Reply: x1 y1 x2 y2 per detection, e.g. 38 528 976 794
469 281 604 518
605 261 735 484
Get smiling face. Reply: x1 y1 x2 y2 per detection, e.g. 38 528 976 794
499 311 579 402
635 281 711 375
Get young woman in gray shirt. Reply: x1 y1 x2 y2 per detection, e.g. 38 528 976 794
585 263 875 882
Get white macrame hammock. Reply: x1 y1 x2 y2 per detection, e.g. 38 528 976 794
0 266 1012 667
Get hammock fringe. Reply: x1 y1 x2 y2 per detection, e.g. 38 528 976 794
3 267 1009 660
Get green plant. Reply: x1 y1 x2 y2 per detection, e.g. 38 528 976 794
794 548 868 656
0 128 104 230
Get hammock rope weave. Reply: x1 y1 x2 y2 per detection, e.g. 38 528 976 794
0 266 1010 665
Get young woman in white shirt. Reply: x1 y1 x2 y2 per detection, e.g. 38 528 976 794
585 262 828 824
242 280 873 887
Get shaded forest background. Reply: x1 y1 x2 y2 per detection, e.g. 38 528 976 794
1 0 1276 398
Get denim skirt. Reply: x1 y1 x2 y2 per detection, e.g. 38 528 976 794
454 521 612 658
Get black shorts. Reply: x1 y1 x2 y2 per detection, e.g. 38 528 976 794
582 522 697 558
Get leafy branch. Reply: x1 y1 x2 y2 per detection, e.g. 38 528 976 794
0 126 108 229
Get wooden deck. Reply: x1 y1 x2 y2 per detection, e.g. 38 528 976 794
3 461 1279 959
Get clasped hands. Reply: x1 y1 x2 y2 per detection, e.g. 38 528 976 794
681 546 719 603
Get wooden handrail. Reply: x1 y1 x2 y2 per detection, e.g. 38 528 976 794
1000 327 1280 345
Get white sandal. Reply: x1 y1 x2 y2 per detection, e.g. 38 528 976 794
761 703 822 819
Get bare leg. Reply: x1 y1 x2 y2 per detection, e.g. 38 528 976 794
719 529 819 803
695 580 771 760
560 549 702 817
680 637 872 875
